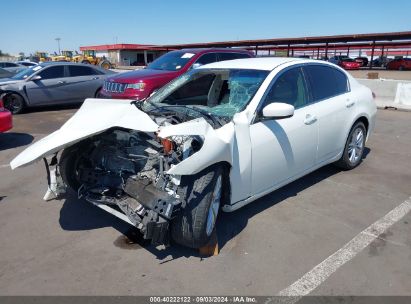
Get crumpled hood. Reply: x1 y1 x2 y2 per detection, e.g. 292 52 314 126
10 98 159 169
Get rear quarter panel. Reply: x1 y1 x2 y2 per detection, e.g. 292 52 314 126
348 76 377 141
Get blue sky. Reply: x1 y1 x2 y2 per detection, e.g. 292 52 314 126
2 0 410 55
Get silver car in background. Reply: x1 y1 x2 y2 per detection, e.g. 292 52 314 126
0 62 115 113
0 61 26 74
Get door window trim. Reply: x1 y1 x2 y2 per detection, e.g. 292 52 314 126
303 63 351 103
254 64 311 120
36 65 68 80
253 63 351 123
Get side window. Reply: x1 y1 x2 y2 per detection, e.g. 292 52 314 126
38 66 65 80
5 62 18 67
68 65 99 77
218 53 250 61
195 53 218 65
264 67 308 109
304 65 348 101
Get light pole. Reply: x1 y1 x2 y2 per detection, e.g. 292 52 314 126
55 38 61 54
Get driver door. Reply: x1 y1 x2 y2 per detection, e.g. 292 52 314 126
249 66 319 196
25 65 72 106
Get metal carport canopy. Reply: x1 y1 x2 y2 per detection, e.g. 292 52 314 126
155 31 411 49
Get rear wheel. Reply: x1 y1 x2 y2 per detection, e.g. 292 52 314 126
335 121 366 170
399 66 405 71
171 165 224 248
4 93 25 114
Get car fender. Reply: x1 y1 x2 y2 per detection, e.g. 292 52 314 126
159 111 253 204
10 98 159 169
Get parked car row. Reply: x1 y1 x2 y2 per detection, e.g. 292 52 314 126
328 55 411 70
1 48 408 117
0 62 114 114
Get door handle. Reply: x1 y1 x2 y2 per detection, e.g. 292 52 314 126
346 99 355 108
57 81 66 84
304 114 317 125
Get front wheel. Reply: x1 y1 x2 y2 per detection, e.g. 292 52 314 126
171 165 224 248
335 122 366 170
99 60 111 69
4 93 25 114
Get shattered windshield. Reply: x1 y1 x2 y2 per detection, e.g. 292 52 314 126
144 68 269 119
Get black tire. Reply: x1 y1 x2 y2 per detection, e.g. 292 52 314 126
81 60 91 64
335 121 366 170
399 66 405 71
171 165 224 248
59 145 84 193
4 93 25 114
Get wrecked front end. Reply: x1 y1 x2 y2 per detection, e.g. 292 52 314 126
52 125 205 246
10 98 232 246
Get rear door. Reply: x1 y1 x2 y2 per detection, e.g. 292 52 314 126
303 64 352 164
25 65 72 106
65 65 104 102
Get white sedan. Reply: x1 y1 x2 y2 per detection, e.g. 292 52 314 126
11 58 377 248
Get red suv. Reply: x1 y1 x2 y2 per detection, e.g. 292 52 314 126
100 48 254 100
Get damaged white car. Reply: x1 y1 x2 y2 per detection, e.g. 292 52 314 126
11 58 377 248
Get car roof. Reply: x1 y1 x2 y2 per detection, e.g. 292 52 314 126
39 61 88 67
198 57 308 71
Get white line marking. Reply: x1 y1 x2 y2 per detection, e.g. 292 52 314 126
0 164 10 169
276 197 411 304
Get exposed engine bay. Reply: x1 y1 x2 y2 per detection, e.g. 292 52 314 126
56 113 204 245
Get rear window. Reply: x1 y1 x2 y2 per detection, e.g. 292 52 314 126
304 65 349 101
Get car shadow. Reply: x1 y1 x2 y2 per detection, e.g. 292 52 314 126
58 148 370 261
0 132 34 151
21 103 80 114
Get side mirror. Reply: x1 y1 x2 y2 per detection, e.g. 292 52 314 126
191 63 202 69
30 75 42 81
261 102 295 119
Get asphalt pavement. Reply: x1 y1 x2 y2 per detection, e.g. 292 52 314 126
0 107 410 296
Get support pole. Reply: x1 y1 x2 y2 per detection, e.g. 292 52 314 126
370 41 376 69
325 43 329 60
287 44 290 57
